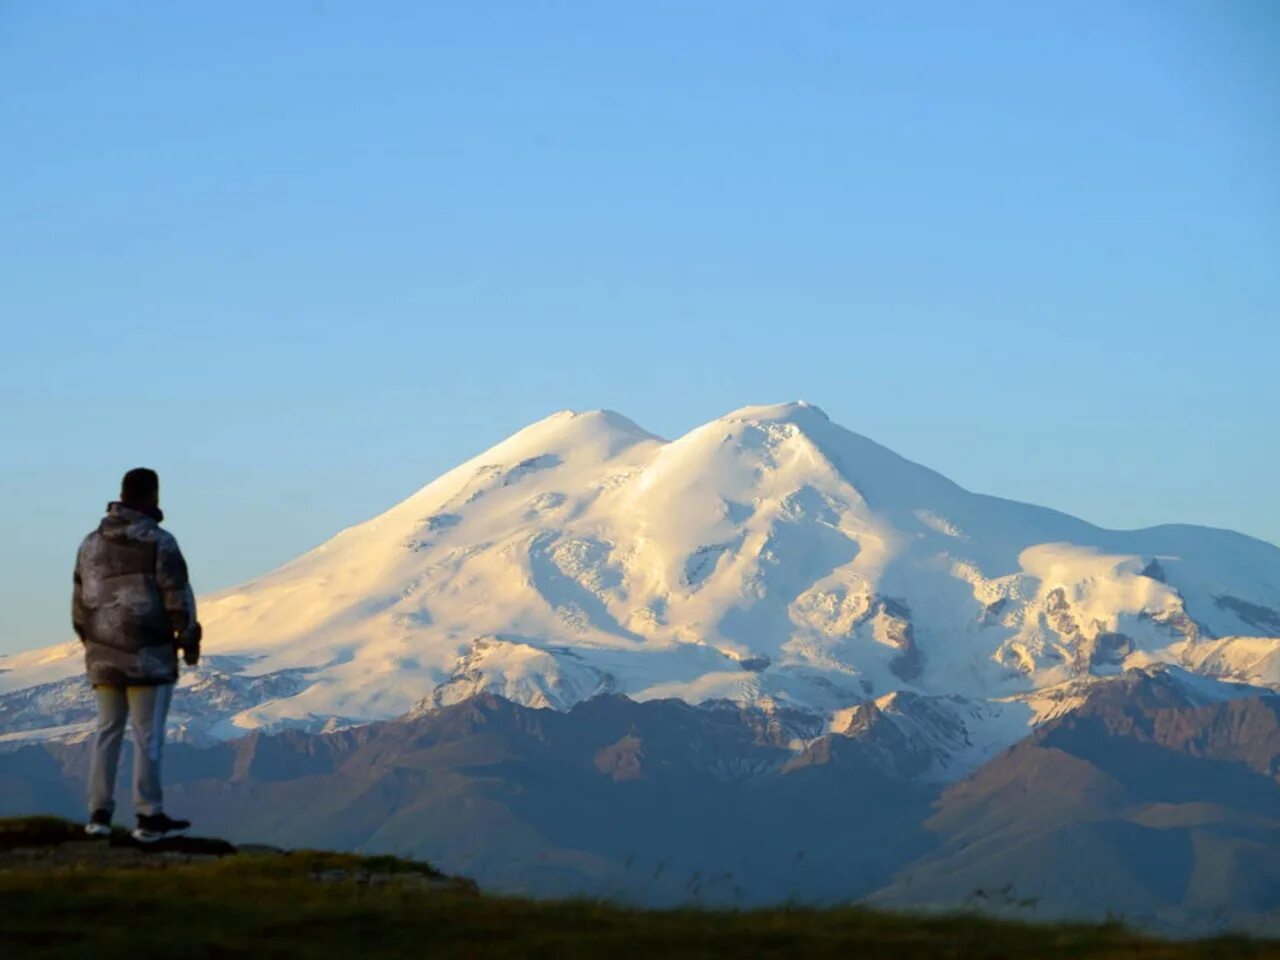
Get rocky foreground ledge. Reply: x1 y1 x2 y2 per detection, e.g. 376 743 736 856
1 817 1277 960
0 816 473 891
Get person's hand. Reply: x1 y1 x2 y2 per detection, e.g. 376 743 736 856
179 622 202 666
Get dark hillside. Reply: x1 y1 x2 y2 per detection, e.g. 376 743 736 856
2 818 1276 960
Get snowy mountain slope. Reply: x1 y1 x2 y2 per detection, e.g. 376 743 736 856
3 402 1278 771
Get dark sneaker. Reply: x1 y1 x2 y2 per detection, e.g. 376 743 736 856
132 812 192 844
85 809 112 838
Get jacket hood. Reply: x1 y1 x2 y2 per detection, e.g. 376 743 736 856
102 501 164 539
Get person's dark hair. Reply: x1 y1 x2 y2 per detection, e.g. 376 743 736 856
121 467 160 505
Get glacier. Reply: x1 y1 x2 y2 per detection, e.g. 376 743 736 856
3 401 1278 776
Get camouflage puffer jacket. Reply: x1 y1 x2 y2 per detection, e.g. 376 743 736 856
72 502 199 686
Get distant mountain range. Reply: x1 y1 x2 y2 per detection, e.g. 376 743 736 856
2 402 1278 932
4 671 1277 934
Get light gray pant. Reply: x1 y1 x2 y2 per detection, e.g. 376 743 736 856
87 683 174 817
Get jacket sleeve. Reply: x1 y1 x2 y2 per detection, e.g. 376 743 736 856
155 532 198 640
71 542 88 642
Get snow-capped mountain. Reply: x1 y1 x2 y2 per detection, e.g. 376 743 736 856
3 402 1279 771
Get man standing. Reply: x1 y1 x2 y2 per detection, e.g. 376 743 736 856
72 468 202 842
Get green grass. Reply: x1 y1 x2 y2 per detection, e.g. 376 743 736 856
0 814 93 851
0 818 1276 959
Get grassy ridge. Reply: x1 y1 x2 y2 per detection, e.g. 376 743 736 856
1 818 1276 959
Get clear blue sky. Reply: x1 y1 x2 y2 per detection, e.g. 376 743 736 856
2 1 1277 653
